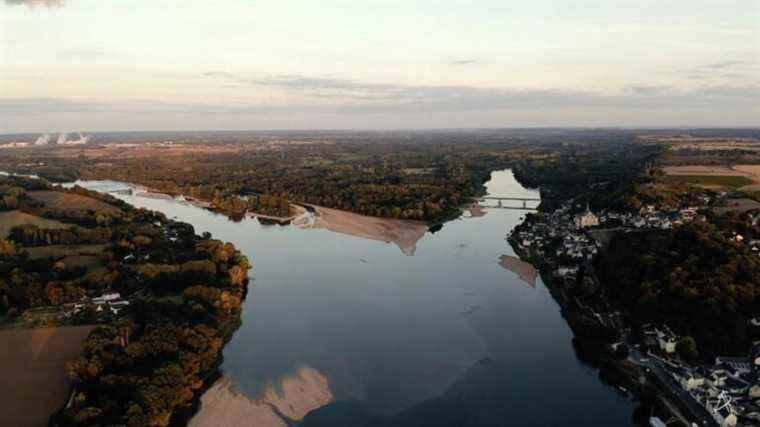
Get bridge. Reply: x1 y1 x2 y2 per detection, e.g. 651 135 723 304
477 196 540 210
480 196 540 202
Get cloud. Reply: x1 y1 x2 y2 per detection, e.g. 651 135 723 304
3 80 758 122
623 85 672 96
200 72 760 112
449 59 478 66
704 60 747 70
683 60 757 81
4 0 64 7
59 48 114 59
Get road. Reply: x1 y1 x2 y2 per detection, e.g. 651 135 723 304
629 348 718 427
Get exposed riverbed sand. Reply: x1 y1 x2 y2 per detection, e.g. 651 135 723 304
295 205 428 256
190 367 333 427
498 255 538 287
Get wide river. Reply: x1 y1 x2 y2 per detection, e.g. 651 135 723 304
71 170 635 426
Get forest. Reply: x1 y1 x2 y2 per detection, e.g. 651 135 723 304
511 139 661 211
0 175 251 426
0 131 601 222
506 137 759 360
595 220 760 359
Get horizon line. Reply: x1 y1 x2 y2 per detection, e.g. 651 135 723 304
2 125 760 137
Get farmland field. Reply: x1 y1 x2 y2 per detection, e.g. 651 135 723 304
27 191 122 215
661 174 754 188
0 211 71 238
662 165 760 189
0 326 94 427
24 244 107 260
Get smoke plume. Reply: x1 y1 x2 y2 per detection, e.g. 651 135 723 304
34 133 50 145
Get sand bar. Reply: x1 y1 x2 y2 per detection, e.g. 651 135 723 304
190 367 333 427
295 204 428 256
498 255 538 287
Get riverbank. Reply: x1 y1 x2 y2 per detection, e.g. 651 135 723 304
45 169 636 426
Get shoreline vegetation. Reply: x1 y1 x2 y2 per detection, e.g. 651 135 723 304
2 129 759 425
0 174 251 426
508 133 760 425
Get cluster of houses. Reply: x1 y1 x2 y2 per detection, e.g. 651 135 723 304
601 204 704 230
728 229 760 259
656 342 760 427
511 202 601 273
509 193 760 426
64 292 131 319
510 195 725 288
637 323 760 426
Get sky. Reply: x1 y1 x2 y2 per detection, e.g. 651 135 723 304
1 0 758 132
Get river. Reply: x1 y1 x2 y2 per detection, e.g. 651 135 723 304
68 170 636 426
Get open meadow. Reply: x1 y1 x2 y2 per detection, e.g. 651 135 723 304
27 191 122 215
0 211 71 238
662 165 760 189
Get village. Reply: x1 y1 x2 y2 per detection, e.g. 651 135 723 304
509 193 760 427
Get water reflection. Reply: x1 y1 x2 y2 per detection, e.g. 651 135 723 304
68 170 635 426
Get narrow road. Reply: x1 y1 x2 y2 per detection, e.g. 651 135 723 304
629 349 717 427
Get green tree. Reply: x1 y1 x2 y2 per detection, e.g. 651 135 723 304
677 336 699 362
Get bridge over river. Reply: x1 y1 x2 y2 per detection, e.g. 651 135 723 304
477 196 541 210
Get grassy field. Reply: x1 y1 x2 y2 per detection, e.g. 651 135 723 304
24 244 107 260
661 174 754 188
27 191 122 215
714 198 760 215
0 326 94 427
0 211 71 238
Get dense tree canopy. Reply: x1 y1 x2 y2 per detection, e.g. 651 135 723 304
596 221 760 358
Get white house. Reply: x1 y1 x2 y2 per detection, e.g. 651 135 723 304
655 325 677 354
92 292 121 304
678 371 705 391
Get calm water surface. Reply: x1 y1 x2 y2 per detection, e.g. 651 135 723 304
73 170 635 426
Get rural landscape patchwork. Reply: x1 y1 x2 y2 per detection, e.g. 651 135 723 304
1 1 759 427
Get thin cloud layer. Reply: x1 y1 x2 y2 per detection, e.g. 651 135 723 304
201 72 760 111
704 60 748 70
449 59 479 66
4 0 64 7
3 80 758 118
684 59 757 81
